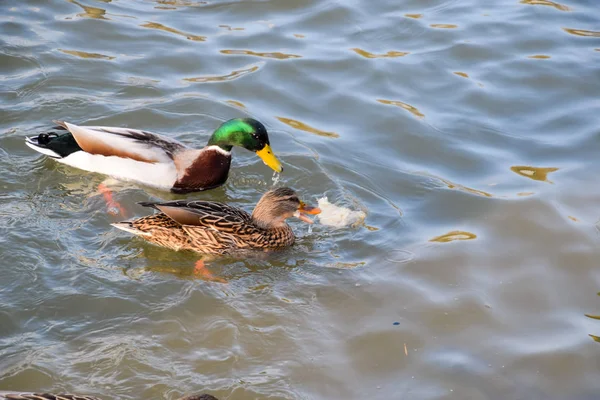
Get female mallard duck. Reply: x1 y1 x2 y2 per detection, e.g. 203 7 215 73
112 187 321 255
0 393 218 400
25 118 282 193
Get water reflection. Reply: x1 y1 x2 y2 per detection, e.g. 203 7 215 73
520 0 571 11
510 166 558 182
352 48 409 58
454 71 469 78
221 50 301 59
183 64 259 83
226 100 246 109
404 14 423 19
430 230 477 243
430 24 458 29
67 0 108 19
528 55 551 59
326 261 365 269
586 295 600 343
141 22 206 41
276 117 339 138
563 28 600 37
384 249 414 264
377 99 425 119
438 175 493 198
219 25 244 31
59 49 115 60
155 0 207 7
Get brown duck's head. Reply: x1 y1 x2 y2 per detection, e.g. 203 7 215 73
252 187 321 228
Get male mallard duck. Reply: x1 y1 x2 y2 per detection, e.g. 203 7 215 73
0 393 218 400
25 118 282 193
112 187 321 255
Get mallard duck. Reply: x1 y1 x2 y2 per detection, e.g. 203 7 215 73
25 118 282 193
0 393 218 400
112 187 321 255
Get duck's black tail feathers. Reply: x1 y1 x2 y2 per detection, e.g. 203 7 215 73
25 126 81 159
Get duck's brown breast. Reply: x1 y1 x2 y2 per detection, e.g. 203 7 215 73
172 149 231 193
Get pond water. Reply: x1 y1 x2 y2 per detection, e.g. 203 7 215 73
1 0 600 399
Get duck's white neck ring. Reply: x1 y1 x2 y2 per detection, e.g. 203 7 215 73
204 145 231 156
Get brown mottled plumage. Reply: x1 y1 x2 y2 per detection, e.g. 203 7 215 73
112 187 321 255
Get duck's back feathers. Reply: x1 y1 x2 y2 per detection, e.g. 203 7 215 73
54 121 186 164
129 199 295 253
140 200 252 229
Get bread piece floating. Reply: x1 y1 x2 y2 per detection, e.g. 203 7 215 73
316 197 366 228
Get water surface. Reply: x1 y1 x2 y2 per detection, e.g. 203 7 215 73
1 0 600 399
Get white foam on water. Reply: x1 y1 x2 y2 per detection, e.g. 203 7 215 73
316 196 366 228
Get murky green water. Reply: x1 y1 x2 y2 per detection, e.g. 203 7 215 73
2 0 600 399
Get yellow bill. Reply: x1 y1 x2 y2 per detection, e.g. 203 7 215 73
256 144 283 173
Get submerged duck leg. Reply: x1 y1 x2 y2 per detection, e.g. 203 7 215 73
98 182 126 217
193 260 227 283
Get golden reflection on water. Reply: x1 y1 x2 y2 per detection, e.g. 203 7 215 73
454 71 469 78
430 24 458 29
183 65 259 83
563 28 600 37
219 25 244 31
226 100 246 109
520 0 570 11
221 50 301 59
419 173 493 198
377 99 424 119
141 22 206 41
568 216 578 222
293 34 305 38
586 301 600 343
528 55 551 59
510 166 558 182
440 176 492 197
59 49 115 60
352 48 409 58
430 230 477 243
276 117 339 138
405 14 423 19
155 0 207 6
517 192 535 197
67 0 108 19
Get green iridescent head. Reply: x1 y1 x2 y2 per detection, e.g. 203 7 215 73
208 118 282 173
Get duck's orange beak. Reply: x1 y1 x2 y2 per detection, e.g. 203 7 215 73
295 201 321 224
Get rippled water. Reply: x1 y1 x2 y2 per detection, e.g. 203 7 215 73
2 0 600 399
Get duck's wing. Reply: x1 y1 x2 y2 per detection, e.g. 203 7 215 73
54 121 187 164
0 393 102 400
139 200 254 233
